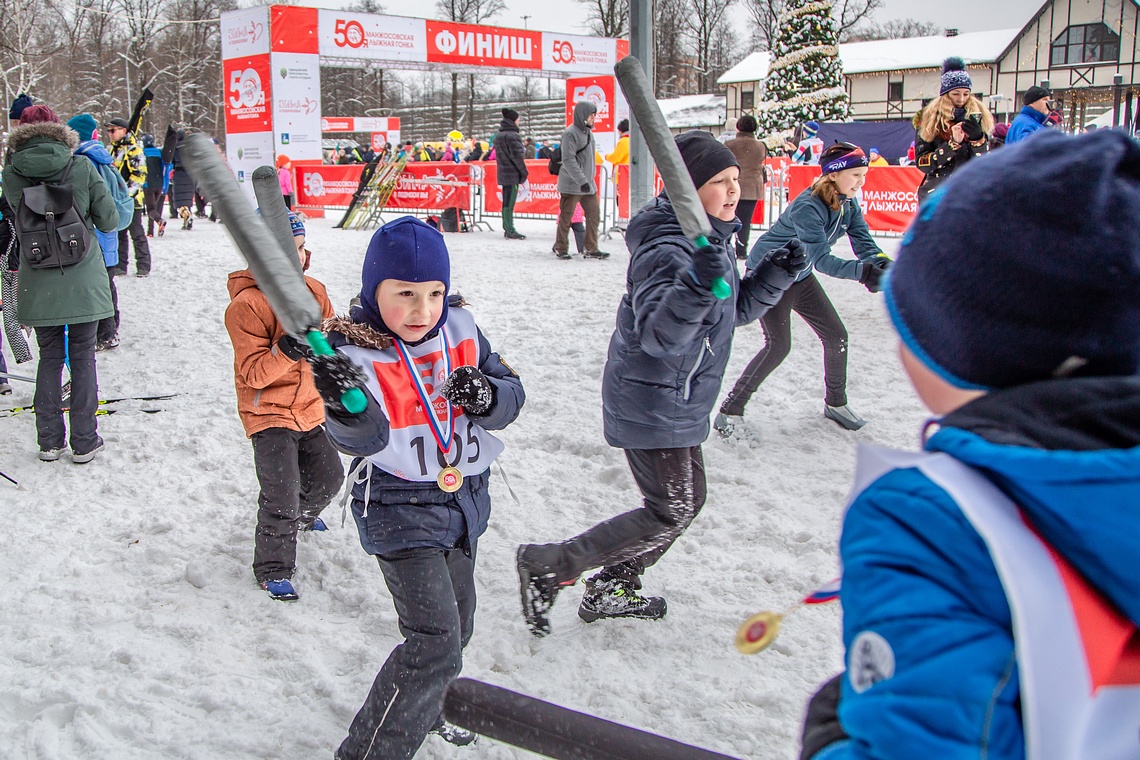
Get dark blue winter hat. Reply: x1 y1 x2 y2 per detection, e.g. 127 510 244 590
359 216 451 334
940 57 972 96
66 113 98 141
886 129 1140 390
803 120 820 136
9 93 33 121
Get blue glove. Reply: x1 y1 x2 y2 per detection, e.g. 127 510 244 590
689 244 727 288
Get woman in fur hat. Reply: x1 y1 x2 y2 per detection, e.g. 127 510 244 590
914 58 994 200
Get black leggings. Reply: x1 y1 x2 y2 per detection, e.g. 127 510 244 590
735 199 759 257
720 273 849 413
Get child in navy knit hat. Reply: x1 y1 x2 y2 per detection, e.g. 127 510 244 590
800 129 1140 760
316 215 524 759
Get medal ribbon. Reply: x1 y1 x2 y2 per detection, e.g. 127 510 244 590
394 329 454 457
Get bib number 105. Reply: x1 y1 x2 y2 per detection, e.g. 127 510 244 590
410 421 481 476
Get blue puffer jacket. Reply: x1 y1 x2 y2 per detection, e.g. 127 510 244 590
813 377 1140 760
1004 106 1048 145
601 196 796 449
746 187 882 282
73 140 121 267
324 305 525 556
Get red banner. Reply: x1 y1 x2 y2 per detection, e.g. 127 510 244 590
566 76 615 133
224 55 272 134
426 20 542 70
296 164 363 207
390 162 472 211
481 160 603 216
783 165 923 233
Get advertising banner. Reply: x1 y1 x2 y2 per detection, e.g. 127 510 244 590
224 55 273 134
221 6 269 60
541 33 624 75
270 6 319 54
482 161 602 216
426 20 542 70
271 52 322 161
318 9 426 62
785 165 923 233
566 76 616 133
296 164 363 207
390 163 473 211
227 132 277 205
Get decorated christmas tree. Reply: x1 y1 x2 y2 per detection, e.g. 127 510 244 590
755 0 849 136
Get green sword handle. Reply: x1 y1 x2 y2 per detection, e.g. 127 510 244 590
306 330 368 414
695 235 732 300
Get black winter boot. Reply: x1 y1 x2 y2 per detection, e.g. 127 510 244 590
577 572 667 623
516 545 575 637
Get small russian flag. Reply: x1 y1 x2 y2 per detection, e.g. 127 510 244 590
803 577 841 605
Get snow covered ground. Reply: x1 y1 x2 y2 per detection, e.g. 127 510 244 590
0 211 924 759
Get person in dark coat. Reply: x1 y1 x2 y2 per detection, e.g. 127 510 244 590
493 107 528 240
724 114 768 259
523 136 536 159
914 58 993 200
169 130 197 230
516 131 807 636
718 143 890 435
140 133 167 236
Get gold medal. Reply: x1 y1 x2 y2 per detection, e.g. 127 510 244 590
437 466 463 492
735 611 783 654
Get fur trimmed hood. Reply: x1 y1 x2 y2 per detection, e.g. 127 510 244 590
7 120 79 153
324 315 394 351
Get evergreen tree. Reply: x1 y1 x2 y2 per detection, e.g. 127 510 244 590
755 0 849 136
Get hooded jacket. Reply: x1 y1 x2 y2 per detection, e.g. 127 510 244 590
813 376 1140 759
111 131 147 207
558 101 598 195
745 186 882 283
1 121 117 327
74 139 122 267
223 270 334 437
493 118 528 186
601 196 796 449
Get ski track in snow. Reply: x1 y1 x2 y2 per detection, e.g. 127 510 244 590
0 213 923 759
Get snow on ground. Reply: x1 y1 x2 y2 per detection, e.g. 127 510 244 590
0 211 924 759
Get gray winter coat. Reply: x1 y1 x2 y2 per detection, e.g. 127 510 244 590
557 101 597 196
601 197 796 449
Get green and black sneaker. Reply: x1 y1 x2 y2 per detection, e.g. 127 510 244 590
577 574 667 623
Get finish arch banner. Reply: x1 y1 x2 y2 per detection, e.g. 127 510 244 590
784 165 923 233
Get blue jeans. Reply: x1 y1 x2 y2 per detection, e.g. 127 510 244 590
33 322 100 453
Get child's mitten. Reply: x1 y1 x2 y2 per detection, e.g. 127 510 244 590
310 353 369 414
440 365 495 416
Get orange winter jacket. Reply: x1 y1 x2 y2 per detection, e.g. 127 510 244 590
224 270 335 437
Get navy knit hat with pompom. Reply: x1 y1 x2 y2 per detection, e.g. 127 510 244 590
886 129 1140 390
940 57 972 96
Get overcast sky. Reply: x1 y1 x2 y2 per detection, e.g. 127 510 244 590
301 0 1044 36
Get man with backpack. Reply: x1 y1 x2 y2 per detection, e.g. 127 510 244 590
2 104 118 463
68 113 135 351
105 117 151 277
553 101 608 260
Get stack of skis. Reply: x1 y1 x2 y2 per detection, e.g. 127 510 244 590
336 157 407 231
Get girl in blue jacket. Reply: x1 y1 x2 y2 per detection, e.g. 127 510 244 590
718 143 890 435
311 217 525 760
517 131 806 637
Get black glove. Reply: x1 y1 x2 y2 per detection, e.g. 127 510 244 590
277 334 313 362
800 675 848 760
690 244 727 288
951 107 966 124
439 365 495 416
310 353 369 414
860 255 892 293
962 116 985 142
769 239 809 275
580 183 590 193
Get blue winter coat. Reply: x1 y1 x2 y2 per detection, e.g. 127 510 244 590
814 377 1140 760
601 197 796 449
74 140 121 267
746 187 882 282
1004 106 1048 145
324 305 525 557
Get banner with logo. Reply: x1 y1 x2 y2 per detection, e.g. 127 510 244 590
542 33 626 75
271 52 322 161
390 163 473 211
321 116 402 147
224 55 273 134
319 10 427 62
221 6 269 60
566 76 615 133
426 20 542 70
227 132 277 205
785 165 923 233
296 165 363 207
482 161 603 217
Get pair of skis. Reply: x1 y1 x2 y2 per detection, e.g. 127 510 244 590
0 394 178 417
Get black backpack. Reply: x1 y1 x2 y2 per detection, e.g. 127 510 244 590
16 159 91 272
547 146 563 176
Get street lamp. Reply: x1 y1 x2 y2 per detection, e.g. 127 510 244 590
116 51 139 106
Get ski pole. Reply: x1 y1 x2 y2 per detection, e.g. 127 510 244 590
0 468 17 486
180 134 366 414
614 57 731 301
0 371 36 384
